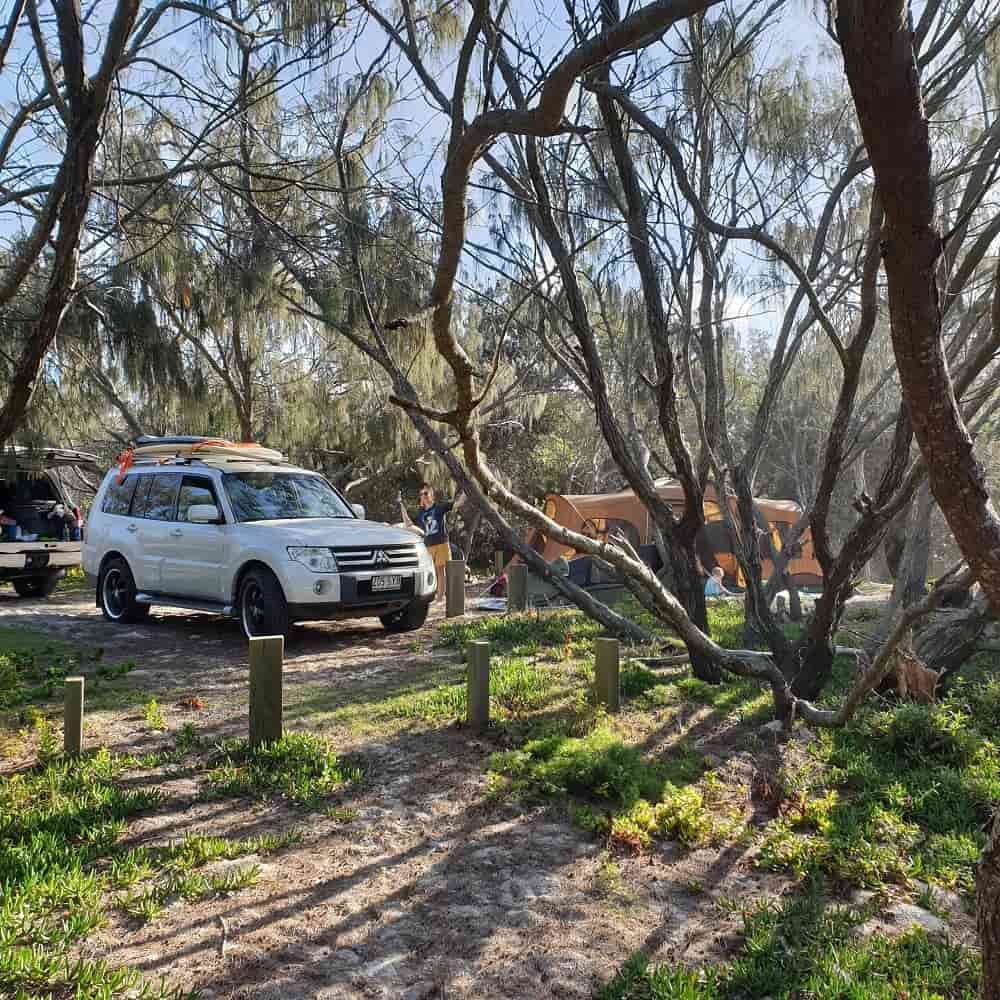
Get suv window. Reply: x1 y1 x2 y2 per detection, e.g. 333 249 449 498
178 477 219 522
101 475 138 516
130 475 154 516
139 474 181 521
223 472 352 522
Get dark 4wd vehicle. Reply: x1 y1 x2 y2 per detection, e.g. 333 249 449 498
0 447 97 598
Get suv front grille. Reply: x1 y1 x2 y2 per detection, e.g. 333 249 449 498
332 543 419 572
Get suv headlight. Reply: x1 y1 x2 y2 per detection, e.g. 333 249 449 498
287 546 338 573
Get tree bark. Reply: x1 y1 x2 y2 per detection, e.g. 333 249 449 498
916 596 990 687
594 23 719 681
866 483 934 656
837 0 1000 614
0 0 142 448
979 808 1000 1000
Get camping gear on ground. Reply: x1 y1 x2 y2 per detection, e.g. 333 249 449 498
522 479 822 588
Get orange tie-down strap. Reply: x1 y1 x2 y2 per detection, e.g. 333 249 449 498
115 448 134 484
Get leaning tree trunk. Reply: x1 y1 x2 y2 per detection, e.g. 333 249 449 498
838 0 1000 613
979 808 1000 999
917 594 992 690
0 0 143 449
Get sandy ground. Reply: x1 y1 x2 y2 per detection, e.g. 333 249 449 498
0 584 965 1000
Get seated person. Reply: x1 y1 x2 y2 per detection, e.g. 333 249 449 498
704 566 732 597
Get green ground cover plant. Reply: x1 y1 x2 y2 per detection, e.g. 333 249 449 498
599 878 980 998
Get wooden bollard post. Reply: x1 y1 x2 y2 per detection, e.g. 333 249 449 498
494 551 504 577
466 640 490 730
446 559 466 618
508 563 528 611
594 637 620 712
249 635 284 747
64 676 84 756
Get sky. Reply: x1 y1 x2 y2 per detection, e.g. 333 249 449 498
0 0 841 345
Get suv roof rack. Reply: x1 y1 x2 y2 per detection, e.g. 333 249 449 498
128 454 294 469
116 436 291 479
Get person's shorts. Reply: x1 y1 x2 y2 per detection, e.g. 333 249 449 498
427 542 450 567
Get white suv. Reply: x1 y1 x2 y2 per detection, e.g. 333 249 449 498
83 456 436 638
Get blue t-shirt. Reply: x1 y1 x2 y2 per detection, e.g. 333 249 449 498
705 577 724 596
416 500 454 546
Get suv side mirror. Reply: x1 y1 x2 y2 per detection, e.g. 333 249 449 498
351 503 366 519
188 504 222 524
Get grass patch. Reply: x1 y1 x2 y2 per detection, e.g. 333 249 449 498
438 610 601 652
205 731 363 807
144 697 167 732
0 748 193 998
57 565 91 595
488 727 734 850
0 626 141 722
599 878 979 999
316 656 568 729
0 631 98 711
757 692 1000 894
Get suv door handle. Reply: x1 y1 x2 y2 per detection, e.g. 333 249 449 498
169 528 183 537
127 523 138 533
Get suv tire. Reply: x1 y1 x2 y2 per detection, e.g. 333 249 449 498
239 567 290 639
13 573 60 599
380 600 429 633
99 558 151 623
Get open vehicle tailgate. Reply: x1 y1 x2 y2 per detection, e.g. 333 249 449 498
2 447 99 471
0 541 82 571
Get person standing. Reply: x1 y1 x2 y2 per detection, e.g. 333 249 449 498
400 483 460 601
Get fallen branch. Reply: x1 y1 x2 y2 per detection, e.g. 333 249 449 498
632 654 691 666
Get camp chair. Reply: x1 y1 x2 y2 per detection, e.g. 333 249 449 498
525 556 571 607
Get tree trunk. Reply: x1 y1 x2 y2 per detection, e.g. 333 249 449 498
787 574 803 622
837 0 1000 614
790 572 851 698
867 484 934 656
916 596 991 688
239 402 254 443
900 485 933 607
673 544 721 683
979 808 1000 1000
734 468 793 663
0 121 97 446
0 0 142 448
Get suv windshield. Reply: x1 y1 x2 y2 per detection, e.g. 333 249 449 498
223 472 353 522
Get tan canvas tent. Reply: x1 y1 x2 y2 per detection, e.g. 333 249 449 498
525 478 822 587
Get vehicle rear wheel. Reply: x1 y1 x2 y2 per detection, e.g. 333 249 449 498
239 567 290 639
380 600 429 633
13 573 60 599
99 558 150 623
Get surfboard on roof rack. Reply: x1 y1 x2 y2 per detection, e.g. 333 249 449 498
125 436 287 467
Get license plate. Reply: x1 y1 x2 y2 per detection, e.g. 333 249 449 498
371 575 401 592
